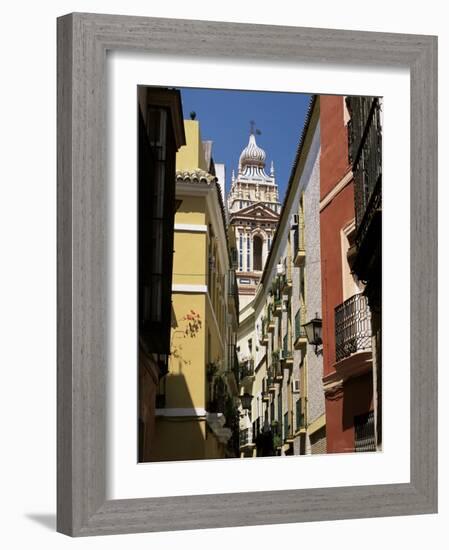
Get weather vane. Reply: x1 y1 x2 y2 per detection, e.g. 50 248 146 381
249 120 262 136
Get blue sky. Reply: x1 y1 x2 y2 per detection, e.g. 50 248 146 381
177 87 311 203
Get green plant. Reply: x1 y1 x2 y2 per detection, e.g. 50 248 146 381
206 362 219 382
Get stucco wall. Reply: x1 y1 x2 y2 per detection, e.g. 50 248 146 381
303 127 325 427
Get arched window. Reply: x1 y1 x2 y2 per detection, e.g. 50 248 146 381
253 235 263 271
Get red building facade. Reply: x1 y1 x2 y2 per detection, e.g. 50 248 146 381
319 96 375 453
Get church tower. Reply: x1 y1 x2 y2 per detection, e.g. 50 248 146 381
227 129 281 310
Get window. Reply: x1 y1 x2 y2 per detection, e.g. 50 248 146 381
246 234 251 271
139 100 177 360
277 392 282 423
253 235 263 271
239 234 243 271
296 398 304 430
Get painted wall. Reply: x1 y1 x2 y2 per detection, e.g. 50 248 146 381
172 223 207 286
176 120 208 172
319 95 373 453
302 125 325 438
325 373 373 453
320 184 355 375
319 96 350 199
152 118 237 461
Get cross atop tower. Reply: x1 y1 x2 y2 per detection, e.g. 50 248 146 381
250 120 256 135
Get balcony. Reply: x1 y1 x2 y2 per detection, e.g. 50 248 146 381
335 293 372 362
271 276 282 316
347 97 382 236
262 389 270 402
259 317 269 345
272 353 283 381
282 333 294 366
239 427 255 450
268 372 276 393
227 348 240 393
267 304 275 332
280 260 293 294
271 421 282 450
346 97 382 307
293 309 307 350
240 358 255 381
293 225 306 267
295 398 306 434
283 411 294 443
262 379 270 402
227 270 239 315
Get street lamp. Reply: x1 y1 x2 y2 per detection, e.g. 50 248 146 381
240 392 253 411
303 313 323 354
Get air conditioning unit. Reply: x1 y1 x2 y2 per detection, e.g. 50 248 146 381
292 380 300 393
291 214 299 227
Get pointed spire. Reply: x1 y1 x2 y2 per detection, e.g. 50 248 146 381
270 160 275 176
232 169 235 182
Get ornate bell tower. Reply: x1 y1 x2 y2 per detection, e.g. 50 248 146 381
227 128 281 310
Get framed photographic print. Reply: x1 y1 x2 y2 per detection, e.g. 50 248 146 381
57 12 437 536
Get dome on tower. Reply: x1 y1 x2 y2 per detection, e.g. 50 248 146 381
239 133 266 167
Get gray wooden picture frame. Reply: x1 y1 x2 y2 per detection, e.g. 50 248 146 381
57 12 438 537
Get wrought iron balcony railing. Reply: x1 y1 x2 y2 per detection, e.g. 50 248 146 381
267 304 275 331
227 270 239 313
294 308 307 349
283 412 291 442
346 97 382 238
335 293 372 362
240 358 254 380
282 333 293 360
296 398 305 432
239 427 253 448
271 357 282 381
293 222 306 267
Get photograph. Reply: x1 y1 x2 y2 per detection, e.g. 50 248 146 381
137 85 382 462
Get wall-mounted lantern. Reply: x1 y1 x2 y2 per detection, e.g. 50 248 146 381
240 392 253 411
303 313 323 355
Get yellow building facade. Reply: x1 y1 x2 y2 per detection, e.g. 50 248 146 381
149 120 240 461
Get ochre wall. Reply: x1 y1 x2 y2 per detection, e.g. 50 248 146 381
172 230 206 286
175 120 208 172
175 195 206 225
168 292 206 409
150 418 207 461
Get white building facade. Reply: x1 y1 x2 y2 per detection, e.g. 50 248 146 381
238 99 326 458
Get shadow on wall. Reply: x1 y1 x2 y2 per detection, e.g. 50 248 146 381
147 372 207 462
342 372 373 432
